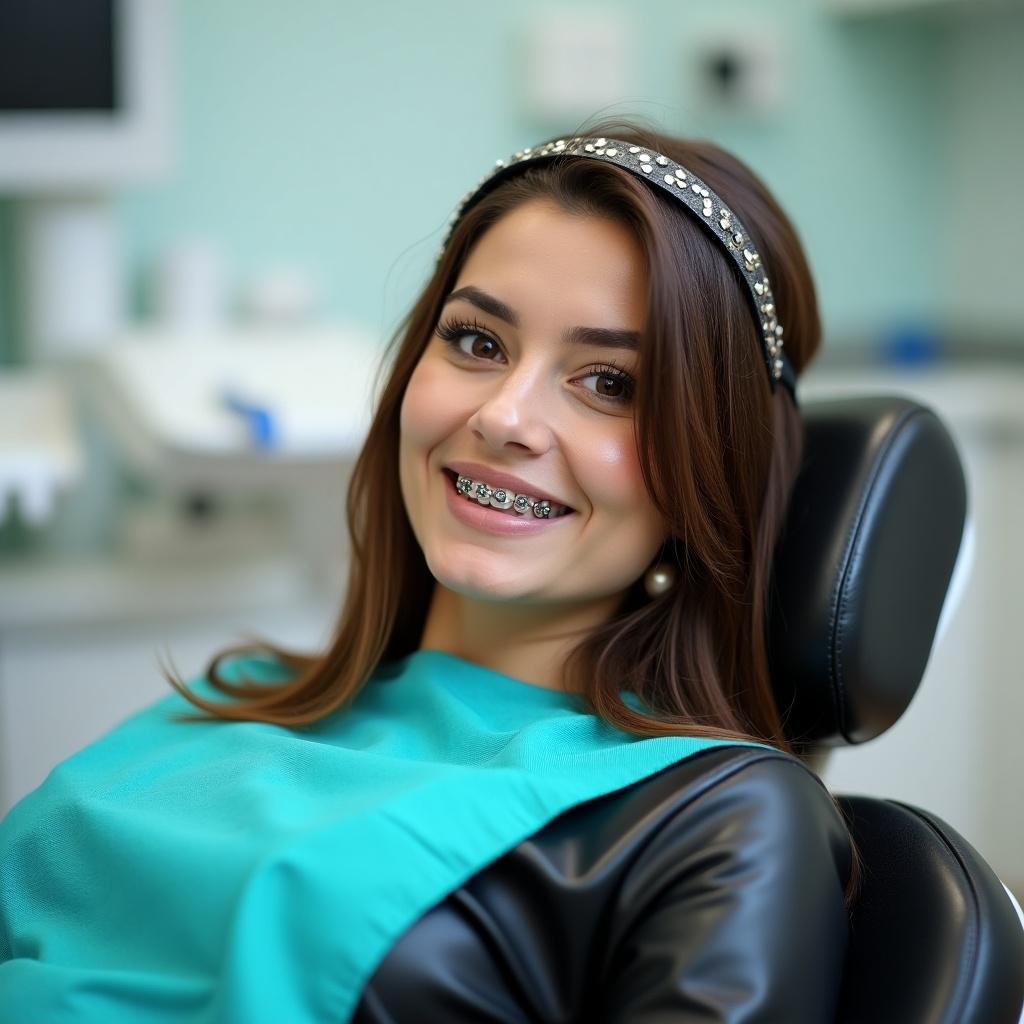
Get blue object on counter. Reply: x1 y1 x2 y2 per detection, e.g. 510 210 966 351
221 390 277 450
879 324 943 369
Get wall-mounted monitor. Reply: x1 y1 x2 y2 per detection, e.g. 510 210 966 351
0 0 174 192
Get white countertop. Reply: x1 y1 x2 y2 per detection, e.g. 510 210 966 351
800 360 1024 433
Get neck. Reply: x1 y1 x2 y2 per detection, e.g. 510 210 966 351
417 583 621 692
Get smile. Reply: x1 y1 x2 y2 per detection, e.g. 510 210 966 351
451 472 574 519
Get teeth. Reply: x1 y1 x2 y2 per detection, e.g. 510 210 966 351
454 474 571 518
488 487 514 510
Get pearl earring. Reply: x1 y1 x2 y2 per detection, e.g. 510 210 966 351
643 561 677 599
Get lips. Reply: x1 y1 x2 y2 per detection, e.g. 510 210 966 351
444 461 575 512
442 471 576 535
444 471 574 519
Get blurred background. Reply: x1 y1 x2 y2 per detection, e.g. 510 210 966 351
0 0 1021 895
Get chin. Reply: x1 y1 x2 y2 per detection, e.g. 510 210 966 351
430 556 539 603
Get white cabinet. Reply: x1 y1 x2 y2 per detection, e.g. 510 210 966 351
0 596 334 817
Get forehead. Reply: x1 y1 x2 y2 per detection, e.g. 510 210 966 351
452 200 648 330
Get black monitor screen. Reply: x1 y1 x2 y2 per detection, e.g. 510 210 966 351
0 1 118 112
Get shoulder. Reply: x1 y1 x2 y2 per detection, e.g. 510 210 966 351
619 744 852 878
525 743 852 909
670 744 844 822
595 746 852 1021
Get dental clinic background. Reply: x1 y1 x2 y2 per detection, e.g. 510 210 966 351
0 0 1021 898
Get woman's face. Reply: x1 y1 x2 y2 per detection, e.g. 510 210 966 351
399 198 668 607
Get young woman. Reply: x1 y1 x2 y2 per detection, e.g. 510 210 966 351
0 120 859 1023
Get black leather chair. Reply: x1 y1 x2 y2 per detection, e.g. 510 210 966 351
770 395 1024 1023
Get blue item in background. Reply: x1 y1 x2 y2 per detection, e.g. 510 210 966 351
220 390 277 450
879 324 943 369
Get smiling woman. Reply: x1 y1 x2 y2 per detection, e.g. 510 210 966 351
398 200 667 618
180 121 819 743
0 117 861 1024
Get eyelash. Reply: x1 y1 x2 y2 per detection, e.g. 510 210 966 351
434 317 636 406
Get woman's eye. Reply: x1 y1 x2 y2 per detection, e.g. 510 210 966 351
578 368 635 405
462 333 501 360
436 320 504 361
585 374 626 399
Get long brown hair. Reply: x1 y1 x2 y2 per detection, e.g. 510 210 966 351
163 117 860 900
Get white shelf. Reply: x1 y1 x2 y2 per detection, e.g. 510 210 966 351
825 0 1011 16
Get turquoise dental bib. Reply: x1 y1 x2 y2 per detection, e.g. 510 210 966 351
0 649 765 1023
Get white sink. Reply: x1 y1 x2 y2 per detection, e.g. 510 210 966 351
87 326 383 488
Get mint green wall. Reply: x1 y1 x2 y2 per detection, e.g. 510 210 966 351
0 1 988 362
946 7 1024 336
114 0 951 351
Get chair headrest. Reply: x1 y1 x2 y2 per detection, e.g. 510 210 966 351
769 396 967 747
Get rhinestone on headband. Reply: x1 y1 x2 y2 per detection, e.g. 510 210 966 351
437 136 795 395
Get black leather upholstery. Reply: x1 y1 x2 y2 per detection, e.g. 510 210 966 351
770 397 967 745
837 796 1024 1024
768 395 1023 1022
355 746 853 1023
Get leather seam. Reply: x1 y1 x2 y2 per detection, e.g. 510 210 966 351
828 405 927 742
661 747 833 804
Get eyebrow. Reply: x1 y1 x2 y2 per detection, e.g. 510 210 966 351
443 285 641 351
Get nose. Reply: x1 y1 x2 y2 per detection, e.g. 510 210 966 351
465 365 555 455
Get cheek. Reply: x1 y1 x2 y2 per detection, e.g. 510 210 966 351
571 432 647 512
400 356 464 454
574 431 666 556
400 360 437 446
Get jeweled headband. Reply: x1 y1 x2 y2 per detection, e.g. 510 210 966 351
438 135 797 399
